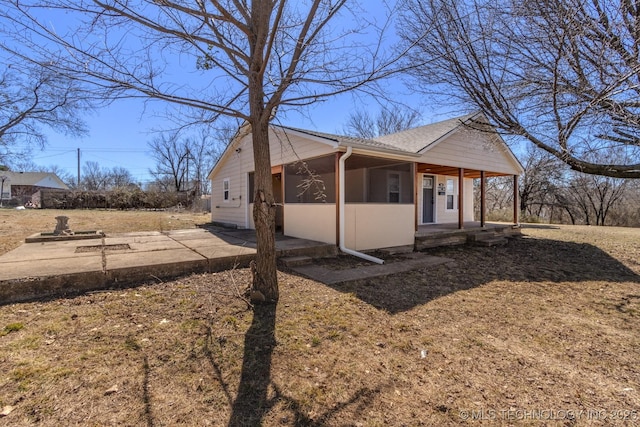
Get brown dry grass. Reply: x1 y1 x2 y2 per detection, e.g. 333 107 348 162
0 208 211 256
0 214 639 426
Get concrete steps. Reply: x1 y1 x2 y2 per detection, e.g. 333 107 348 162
468 230 506 246
280 256 313 268
415 232 468 250
415 225 522 250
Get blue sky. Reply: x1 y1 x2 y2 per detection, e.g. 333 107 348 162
29 83 456 187
18 3 462 186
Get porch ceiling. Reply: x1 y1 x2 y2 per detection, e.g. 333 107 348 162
416 163 512 178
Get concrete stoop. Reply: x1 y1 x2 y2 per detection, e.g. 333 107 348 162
280 256 313 268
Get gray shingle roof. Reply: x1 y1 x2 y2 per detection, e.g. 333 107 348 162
375 112 479 153
279 113 480 155
278 126 417 154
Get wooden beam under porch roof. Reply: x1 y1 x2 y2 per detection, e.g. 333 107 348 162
416 163 512 178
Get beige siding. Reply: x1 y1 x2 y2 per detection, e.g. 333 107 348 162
422 130 521 175
209 132 252 227
431 176 474 224
283 204 336 243
464 178 474 222
269 128 336 166
345 204 414 250
210 128 335 227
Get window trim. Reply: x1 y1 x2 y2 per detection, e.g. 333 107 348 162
222 178 230 202
387 171 401 203
445 178 457 211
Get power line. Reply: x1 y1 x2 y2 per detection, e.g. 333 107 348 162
31 149 77 160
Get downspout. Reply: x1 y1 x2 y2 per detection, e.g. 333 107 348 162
339 146 384 265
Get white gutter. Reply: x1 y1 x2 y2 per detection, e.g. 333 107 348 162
339 146 385 265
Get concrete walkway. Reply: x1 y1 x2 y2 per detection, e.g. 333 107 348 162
290 252 453 285
0 227 335 304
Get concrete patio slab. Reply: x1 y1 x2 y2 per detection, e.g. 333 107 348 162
187 244 256 259
0 241 99 262
168 230 253 248
1 225 453 304
0 255 103 281
0 227 336 304
105 247 206 270
105 236 186 252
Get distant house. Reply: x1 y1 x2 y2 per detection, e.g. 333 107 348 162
1 171 70 206
208 113 524 251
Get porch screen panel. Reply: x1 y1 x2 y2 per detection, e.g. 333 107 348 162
284 155 336 203
344 155 413 203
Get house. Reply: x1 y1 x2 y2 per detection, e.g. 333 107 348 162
1 171 70 206
207 113 524 251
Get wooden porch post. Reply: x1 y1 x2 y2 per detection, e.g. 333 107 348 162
281 167 285 234
335 153 341 245
458 168 464 229
513 174 519 225
414 165 419 232
480 170 486 228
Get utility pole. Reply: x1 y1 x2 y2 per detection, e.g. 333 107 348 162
77 148 81 188
186 150 190 190
0 175 8 207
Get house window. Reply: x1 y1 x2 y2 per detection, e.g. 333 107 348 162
388 173 400 203
446 178 457 210
223 178 230 202
344 154 414 203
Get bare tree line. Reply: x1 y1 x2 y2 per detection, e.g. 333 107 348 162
398 0 640 178
478 145 638 226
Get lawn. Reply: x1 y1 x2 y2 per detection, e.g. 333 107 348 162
0 210 639 426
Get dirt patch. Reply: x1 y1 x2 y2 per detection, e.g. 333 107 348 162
0 221 639 425
313 251 411 270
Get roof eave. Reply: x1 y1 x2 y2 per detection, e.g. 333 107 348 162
338 142 421 159
273 125 340 149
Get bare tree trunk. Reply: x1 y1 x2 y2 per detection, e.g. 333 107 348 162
246 1 279 303
251 122 278 303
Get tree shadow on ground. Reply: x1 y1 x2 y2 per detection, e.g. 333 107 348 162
323 237 640 314
203 304 381 426
142 354 153 427
227 303 277 426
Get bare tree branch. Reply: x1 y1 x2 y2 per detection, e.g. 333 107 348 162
399 0 640 178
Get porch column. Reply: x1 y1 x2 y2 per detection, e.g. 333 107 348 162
281 167 285 234
335 153 341 245
513 174 519 225
414 165 419 232
458 168 464 229
480 170 486 228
